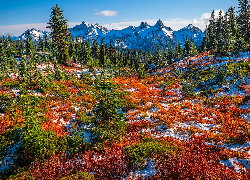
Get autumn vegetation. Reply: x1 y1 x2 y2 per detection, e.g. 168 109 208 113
1 1 250 179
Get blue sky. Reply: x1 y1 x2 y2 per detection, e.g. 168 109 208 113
0 0 240 36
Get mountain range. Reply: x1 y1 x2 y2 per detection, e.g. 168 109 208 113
14 19 204 52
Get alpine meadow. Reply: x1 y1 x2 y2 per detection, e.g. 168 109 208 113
1 0 250 179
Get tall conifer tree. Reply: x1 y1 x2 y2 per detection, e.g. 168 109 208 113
99 39 105 67
238 0 250 41
26 29 33 57
47 4 70 65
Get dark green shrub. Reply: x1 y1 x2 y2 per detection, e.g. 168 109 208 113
125 138 178 169
88 80 127 143
60 171 95 180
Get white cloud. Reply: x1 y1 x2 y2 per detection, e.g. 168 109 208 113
0 22 81 36
192 18 197 25
95 10 118 17
103 19 194 31
192 9 225 30
67 22 82 28
0 9 225 36
0 23 48 36
102 9 225 31
103 21 142 30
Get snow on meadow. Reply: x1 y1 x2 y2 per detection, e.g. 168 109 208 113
113 51 250 175
1 51 250 179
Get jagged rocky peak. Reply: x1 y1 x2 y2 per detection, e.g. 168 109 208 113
186 24 194 29
139 22 149 29
81 21 91 27
184 24 201 32
71 21 90 31
29 28 37 32
92 22 108 31
19 28 49 41
13 20 204 51
72 21 107 32
25 28 40 34
154 19 165 28
165 26 173 31
126 25 135 30
91 22 100 28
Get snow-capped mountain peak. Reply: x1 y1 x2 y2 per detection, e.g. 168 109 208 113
173 24 204 45
154 19 165 29
139 22 150 29
82 21 91 27
19 28 49 41
70 21 108 38
186 24 194 29
14 20 204 52
184 24 202 33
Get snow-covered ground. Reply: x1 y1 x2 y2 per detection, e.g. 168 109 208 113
126 159 157 180
221 158 250 173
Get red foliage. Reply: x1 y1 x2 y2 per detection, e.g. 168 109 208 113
27 144 128 180
153 138 250 179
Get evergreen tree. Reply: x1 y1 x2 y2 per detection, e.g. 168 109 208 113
190 38 198 56
155 45 163 65
99 39 105 67
75 35 81 62
44 34 51 52
183 37 192 57
234 34 247 53
84 40 93 66
120 50 125 67
164 43 169 64
174 43 183 59
238 0 250 41
208 10 217 50
89 80 126 143
0 38 6 65
114 48 119 67
202 25 209 52
228 6 239 38
92 39 100 60
223 12 231 54
138 56 146 78
109 39 113 61
167 44 174 64
79 37 85 63
47 4 70 65
68 34 77 62
26 29 33 57
216 33 224 55
223 7 238 54
12 40 17 57
38 35 45 52
19 40 25 57
216 10 224 37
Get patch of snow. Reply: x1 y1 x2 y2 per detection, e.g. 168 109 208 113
153 125 190 140
149 107 159 112
221 158 250 173
201 117 214 121
11 89 20 95
81 69 89 74
192 123 220 131
73 106 80 112
241 114 250 124
126 88 137 92
239 102 250 110
0 143 21 174
176 121 220 131
127 159 157 179
82 124 91 143
223 141 250 154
